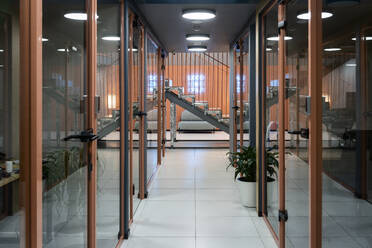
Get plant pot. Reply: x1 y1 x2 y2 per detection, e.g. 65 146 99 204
236 177 256 207
267 178 278 205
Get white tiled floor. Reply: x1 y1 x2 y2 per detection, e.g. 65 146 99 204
121 149 275 248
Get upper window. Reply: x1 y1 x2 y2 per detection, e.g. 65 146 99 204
187 74 206 94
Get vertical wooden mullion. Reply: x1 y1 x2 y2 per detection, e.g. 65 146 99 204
233 49 238 153
309 0 323 247
161 55 166 157
20 0 43 246
87 0 97 246
139 26 145 199
278 3 286 247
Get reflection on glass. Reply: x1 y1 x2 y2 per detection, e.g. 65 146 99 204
0 1 23 247
96 1 120 246
322 2 372 247
42 0 87 247
264 3 280 236
146 37 158 183
285 0 309 247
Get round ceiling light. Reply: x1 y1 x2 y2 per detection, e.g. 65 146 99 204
297 11 333 20
102 36 120 41
0 49 4 52
352 36 372 41
182 9 216 21
267 36 293 41
186 34 210 41
188 46 207 52
42 38 49 42
324 47 342 51
64 12 98 21
57 48 69 52
266 47 273 51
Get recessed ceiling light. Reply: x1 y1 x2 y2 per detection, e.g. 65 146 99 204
42 38 49 42
186 34 210 41
266 48 273 51
0 49 4 52
0 65 4 68
345 63 356 67
352 36 372 41
182 9 216 21
64 12 98 21
188 46 207 52
324 48 341 51
267 36 293 41
57 48 69 52
297 11 333 20
102 36 120 41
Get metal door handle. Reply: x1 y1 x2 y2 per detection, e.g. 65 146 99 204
63 128 98 142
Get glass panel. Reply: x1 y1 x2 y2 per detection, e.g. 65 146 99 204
264 2 280 237
0 1 23 247
241 37 250 146
42 0 87 246
285 0 309 247
96 1 120 246
132 22 142 213
322 2 372 247
146 37 158 183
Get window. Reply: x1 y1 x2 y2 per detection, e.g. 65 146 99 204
148 74 157 93
187 74 205 94
236 74 246 93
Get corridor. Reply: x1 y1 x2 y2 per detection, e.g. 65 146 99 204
122 149 276 248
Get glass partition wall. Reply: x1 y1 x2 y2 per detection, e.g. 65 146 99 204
0 1 23 247
321 1 372 247
96 1 121 246
42 0 88 246
145 37 159 184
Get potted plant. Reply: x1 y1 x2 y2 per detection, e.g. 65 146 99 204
227 146 278 207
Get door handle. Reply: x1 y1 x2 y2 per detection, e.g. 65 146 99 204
288 128 309 139
63 128 98 142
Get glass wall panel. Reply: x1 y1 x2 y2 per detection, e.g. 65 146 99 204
42 0 87 246
263 2 280 237
322 1 372 247
241 36 250 146
131 19 142 214
96 1 120 246
285 0 309 247
0 1 23 247
146 37 158 183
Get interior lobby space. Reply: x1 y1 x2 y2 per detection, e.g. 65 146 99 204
1 0 372 247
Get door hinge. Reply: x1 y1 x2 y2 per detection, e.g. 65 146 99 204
279 209 288 222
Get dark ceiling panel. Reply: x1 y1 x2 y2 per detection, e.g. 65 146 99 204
136 0 258 3
137 3 256 52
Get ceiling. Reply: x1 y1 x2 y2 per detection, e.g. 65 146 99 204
136 2 257 52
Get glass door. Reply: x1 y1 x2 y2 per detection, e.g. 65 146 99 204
96 1 121 246
42 0 89 247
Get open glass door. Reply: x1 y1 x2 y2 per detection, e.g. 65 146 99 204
42 0 90 246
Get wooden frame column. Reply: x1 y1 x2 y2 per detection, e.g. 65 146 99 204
308 0 323 247
278 3 286 247
87 0 98 246
233 48 238 153
128 11 134 222
20 0 43 246
161 54 166 157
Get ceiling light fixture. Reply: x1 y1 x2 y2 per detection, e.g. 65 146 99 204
102 36 120 41
345 63 356 67
64 12 98 21
186 34 210 41
266 48 273 51
57 48 69 52
182 9 216 21
297 11 333 20
352 36 372 41
188 46 207 52
267 36 293 41
42 38 49 42
324 48 342 51
0 49 4 52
